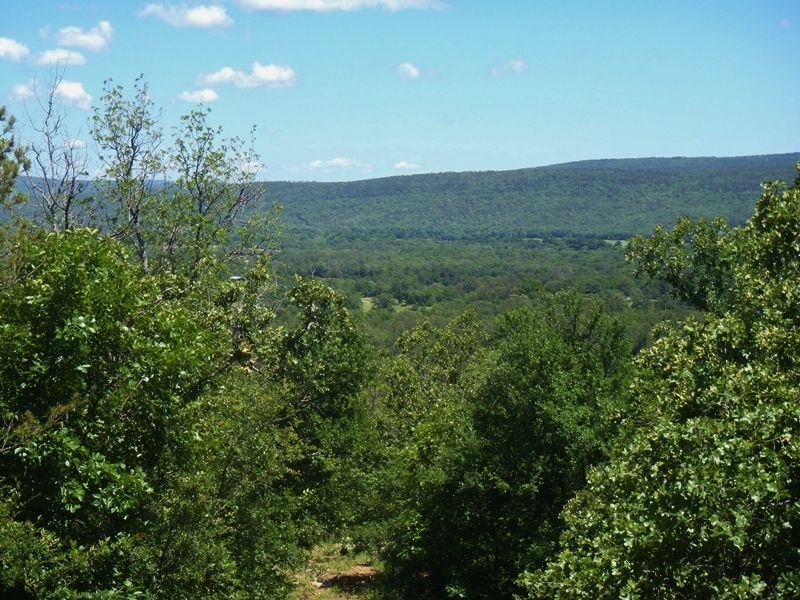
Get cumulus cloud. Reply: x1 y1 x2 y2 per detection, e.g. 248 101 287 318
394 160 418 170
490 58 526 77
35 48 87 65
309 157 364 170
0 37 30 62
237 0 444 11
10 79 92 109
57 21 113 52
397 62 421 80
199 62 296 88
11 82 34 101
139 3 234 27
55 80 93 109
177 88 219 102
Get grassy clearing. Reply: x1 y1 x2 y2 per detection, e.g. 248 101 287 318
361 296 418 315
291 542 383 600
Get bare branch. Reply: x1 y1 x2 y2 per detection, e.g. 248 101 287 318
19 69 94 230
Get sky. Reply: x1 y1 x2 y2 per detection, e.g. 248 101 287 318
1 0 799 182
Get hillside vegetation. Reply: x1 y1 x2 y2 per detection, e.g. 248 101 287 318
274 154 798 350
270 153 800 240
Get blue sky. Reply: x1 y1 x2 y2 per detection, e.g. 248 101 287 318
1 0 798 181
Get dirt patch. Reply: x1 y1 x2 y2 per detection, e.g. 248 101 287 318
291 546 381 600
320 565 377 593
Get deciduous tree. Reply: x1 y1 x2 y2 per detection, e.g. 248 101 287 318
526 163 800 598
91 75 163 271
21 72 93 230
0 106 28 207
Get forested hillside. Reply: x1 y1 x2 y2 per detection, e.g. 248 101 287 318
271 153 800 240
17 152 796 351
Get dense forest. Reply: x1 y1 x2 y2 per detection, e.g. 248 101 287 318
3 84 800 599
271 153 799 240
265 152 797 351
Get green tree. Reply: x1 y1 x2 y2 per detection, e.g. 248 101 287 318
525 163 800 598
160 108 280 280
626 216 733 313
90 78 281 279
272 277 375 536
368 312 488 592
0 229 234 596
146 370 308 599
379 296 630 599
1 79 383 597
0 229 341 599
91 75 164 271
0 105 28 207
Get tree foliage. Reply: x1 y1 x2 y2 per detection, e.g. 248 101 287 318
0 229 230 596
0 99 369 598
158 109 279 279
88 77 280 277
91 75 164 271
0 105 28 208
377 294 631 599
525 163 800 598
626 216 733 313
0 227 374 598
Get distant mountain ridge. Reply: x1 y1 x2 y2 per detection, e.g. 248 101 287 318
267 153 800 240
13 153 800 241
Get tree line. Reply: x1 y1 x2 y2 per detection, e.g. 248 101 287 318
270 153 799 241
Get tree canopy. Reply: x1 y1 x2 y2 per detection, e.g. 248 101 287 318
0 105 28 208
525 164 800 598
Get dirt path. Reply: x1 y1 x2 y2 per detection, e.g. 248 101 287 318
303 565 378 598
291 544 380 599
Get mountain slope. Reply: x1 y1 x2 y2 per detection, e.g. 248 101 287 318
267 153 800 240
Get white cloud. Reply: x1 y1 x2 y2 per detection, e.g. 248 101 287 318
35 48 87 65
241 159 264 175
55 80 93 109
199 62 296 88
11 82 34 101
398 61 421 80
490 58 526 77
177 88 219 102
67 138 86 149
10 80 92 109
0 37 30 62
57 20 113 52
139 3 233 28
309 157 363 170
237 0 444 11
394 160 418 170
